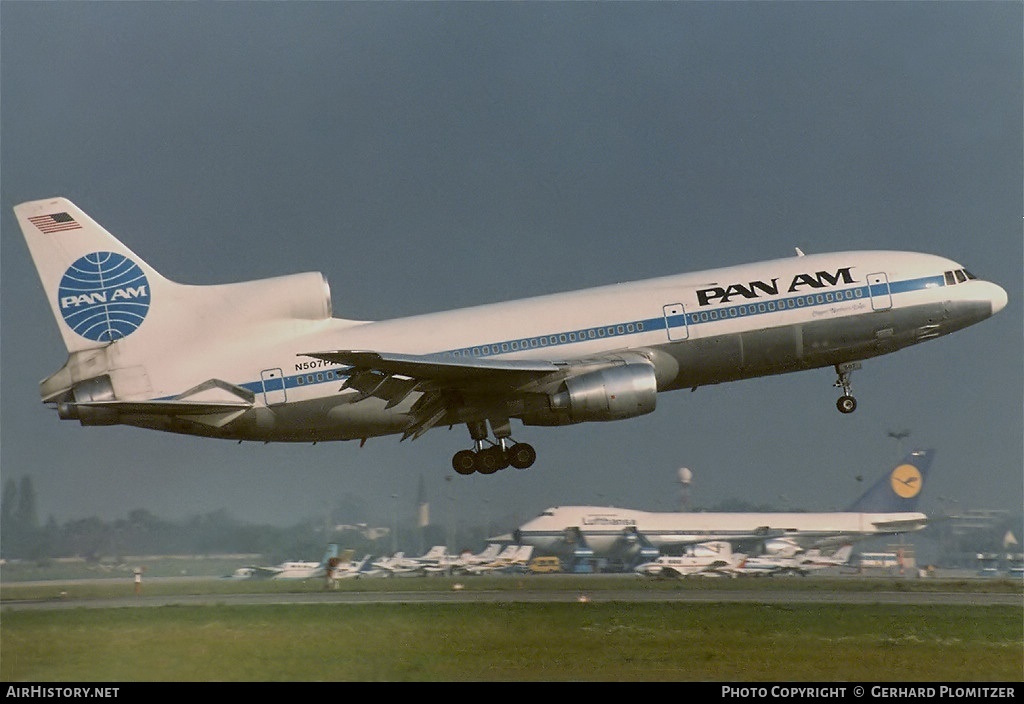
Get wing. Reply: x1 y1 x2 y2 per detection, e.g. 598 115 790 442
300 349 632 440
870 516 930 532
244 566 283 579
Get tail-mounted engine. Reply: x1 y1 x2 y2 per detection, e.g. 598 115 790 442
56 375 118 425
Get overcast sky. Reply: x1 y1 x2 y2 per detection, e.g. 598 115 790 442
2 2 1021 533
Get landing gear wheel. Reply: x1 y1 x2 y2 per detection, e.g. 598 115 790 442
452 450 477 475
836 395 857 414
493 447 510 471
476 447 504 475
832 363 861 415
508 442 537 469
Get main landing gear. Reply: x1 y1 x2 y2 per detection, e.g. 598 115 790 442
833 362 861 414
451 419 537 475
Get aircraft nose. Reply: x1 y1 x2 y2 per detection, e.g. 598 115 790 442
988 282 1008 315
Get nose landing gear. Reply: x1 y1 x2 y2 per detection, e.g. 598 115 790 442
833 362 861 414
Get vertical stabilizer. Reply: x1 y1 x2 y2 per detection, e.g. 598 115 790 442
320 544 340 568
14 197 171 356
846 449 935 513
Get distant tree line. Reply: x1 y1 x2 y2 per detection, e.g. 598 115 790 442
0 476 387 563
0 476 488 563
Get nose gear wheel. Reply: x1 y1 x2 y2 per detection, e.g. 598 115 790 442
833 362 861 414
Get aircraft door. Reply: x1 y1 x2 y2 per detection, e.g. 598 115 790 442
663 303 689 341
260 368 287 406
867 273 892 311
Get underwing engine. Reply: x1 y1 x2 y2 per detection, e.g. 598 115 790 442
547 362 657 423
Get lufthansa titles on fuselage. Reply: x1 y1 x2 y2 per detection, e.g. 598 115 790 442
581 515 638 527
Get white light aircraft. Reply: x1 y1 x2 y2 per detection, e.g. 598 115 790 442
633 541 746 578
415 540 499 573
16 198 1006 474
512 449 935 562
233 544 343 580
732 544 855 577
463 544 535 575
439 543 504 574
371 545 449 576
328 554 374 581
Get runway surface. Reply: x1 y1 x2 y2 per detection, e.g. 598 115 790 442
3 577 1020 611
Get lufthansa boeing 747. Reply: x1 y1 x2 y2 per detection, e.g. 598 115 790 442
511 449 936 562
16 198 1006 474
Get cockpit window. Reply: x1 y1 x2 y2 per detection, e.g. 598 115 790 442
944 269 976 285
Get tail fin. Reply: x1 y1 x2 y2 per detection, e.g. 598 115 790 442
846 449 935 513
320 544 340 567
15 197 336 410
830 545 854 564
14 197 171 355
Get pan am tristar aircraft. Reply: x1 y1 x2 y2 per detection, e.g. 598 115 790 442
15 198 1007 474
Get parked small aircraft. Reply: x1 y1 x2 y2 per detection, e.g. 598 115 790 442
370 545 449 576
462 545 535 575
232 545 343 580
427 544 504 575
732 544 855 577
326 553 374 582
633 541 746 578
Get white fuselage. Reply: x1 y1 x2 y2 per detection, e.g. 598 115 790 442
515 505 929 559
99 250 1004 443
267 561 325 579
634 541 743 577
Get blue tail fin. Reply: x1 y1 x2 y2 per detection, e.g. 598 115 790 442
846 449 934 512
320 544 340 567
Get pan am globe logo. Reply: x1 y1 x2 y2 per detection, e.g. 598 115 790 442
58 252 151 341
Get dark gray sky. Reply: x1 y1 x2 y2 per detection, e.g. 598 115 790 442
2 2 1021 531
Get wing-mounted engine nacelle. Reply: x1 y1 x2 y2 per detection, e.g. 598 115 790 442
56 375 118 426
547 362 657 423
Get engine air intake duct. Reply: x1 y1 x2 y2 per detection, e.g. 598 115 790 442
549 362 657 422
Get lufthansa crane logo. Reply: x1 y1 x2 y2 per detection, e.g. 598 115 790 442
58 252 151 341
889 464 922 499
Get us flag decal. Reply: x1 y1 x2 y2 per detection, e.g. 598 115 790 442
28 212 83 233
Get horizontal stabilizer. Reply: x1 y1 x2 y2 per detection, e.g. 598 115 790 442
66 399 251 415
58 378 253 427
